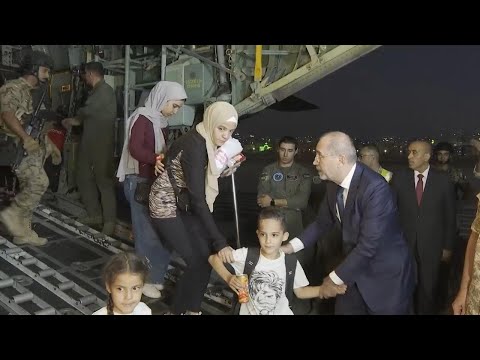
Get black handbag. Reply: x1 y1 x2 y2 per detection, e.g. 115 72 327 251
134 180 153 206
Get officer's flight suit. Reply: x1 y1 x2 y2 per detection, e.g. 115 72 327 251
76 79 117 229
258 162 312 239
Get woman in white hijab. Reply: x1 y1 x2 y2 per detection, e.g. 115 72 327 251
149 101 243 315
117 81 187 299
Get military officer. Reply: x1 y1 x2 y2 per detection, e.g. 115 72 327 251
257 136 312 239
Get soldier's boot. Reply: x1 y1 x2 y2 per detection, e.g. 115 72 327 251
13 218 48 246
0 203 28 237
102 221 116 236
78 215 103 226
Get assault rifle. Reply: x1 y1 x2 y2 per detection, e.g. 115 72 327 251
11 87 48 171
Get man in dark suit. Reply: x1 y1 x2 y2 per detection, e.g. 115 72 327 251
391 140 456 315
283 132 416 315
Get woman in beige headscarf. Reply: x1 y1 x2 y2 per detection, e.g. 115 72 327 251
117 81 187 300
149 101 242 315
452 193 480 314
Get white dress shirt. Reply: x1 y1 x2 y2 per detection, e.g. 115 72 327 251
414 166 430 190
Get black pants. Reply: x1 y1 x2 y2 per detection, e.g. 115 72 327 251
414 258 440 315
152 213 212 314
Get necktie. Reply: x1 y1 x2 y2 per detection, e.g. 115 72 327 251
336 186 345 221
416 174 424 206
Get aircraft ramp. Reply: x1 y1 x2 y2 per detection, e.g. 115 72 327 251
0 203 234 315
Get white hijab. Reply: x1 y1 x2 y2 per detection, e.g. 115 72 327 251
116 81 187 181
196 101 239 212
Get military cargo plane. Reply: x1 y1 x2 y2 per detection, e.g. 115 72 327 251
0 45 381 314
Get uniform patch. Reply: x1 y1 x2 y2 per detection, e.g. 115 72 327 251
272 172 284 182
287 174 298 181
303 173 311 179
313 175 321 184
260 172 269 181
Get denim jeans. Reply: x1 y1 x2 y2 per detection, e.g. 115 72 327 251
123 175 170 285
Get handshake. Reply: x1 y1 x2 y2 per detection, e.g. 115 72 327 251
281 242 347 300
318 276 347 299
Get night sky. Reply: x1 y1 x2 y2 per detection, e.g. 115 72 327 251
237 45 480 139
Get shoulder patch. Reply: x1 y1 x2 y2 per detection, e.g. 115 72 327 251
272 172 284 182
260 172 269 181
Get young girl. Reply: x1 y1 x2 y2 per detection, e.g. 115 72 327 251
92 252 152 315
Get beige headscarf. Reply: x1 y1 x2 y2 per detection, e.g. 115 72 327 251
116 81 187 182
196 101 239 212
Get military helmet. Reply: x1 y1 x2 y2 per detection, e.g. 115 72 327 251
20 50 54 75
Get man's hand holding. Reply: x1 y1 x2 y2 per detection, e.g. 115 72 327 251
61 118 80 129
218 246 235 263
318 276 347 299
280 242 294 254
442 249 452 262
23 136 40 155
257 194 272 208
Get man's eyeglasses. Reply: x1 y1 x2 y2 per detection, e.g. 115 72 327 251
358 154 374 159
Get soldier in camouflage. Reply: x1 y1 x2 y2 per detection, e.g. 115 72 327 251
0 50 60 246
432 142 466 200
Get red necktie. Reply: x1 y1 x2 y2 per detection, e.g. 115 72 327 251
416 174 424 206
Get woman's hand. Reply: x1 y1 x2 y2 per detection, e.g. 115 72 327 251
154 154 165 176
220 153 245 177
452 287 468 315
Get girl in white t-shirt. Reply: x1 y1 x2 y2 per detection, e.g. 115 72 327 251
92 252 152 315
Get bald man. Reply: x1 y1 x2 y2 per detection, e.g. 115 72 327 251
283 131 415 315
358 144 393 183
391 140 456 315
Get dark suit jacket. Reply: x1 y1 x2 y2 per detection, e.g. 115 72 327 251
391 168 456 283
300 162 415 312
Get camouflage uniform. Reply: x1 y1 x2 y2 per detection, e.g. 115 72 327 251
447 166 465 185
0 78 49 245
258 162 312 239
434 164 466 199
466 193 480 314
